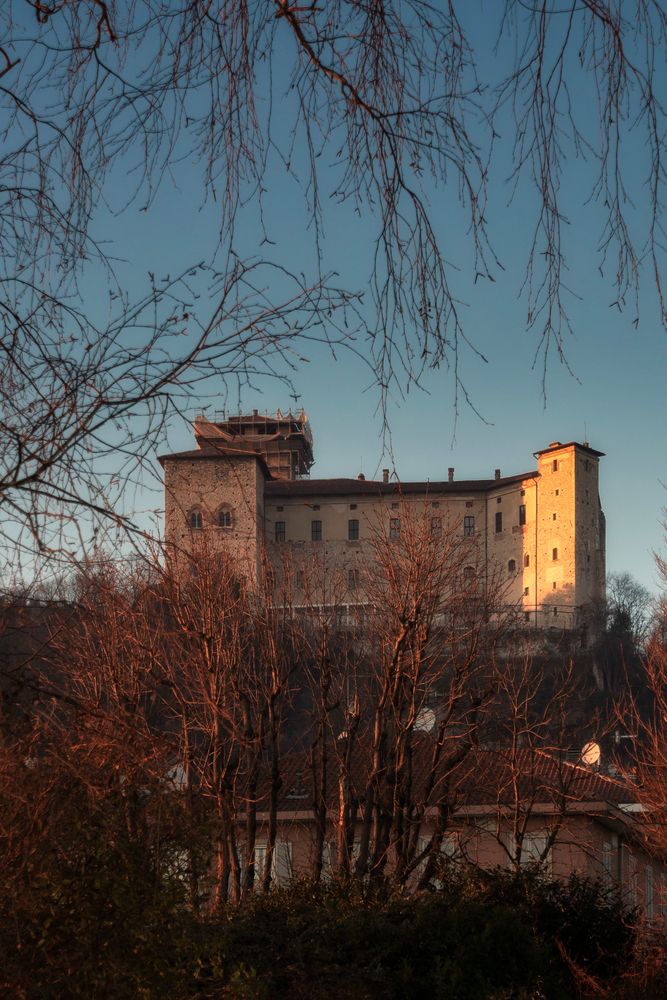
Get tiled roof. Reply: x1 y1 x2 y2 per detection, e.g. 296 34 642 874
265 740 635 815
534 442 605 458
265 472 538 499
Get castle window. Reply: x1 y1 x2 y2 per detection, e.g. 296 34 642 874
553 606 558 615
519 504 526 526
552 582 557 590
524 586 529 596
525 612 530 622
431 516 442 536
495 512 502 533
276 506 284 512
296 570 304 589
464 515 475 536
524 553 530 568
348 569 359 591
508 559 516 573
218 509 232 528
311 520 322 542
391 502 399 510
465 500 473 508
552 547 558 561
389 518 400 540
312 504 320 511
552 513 557 521
496 496 502 504
520 489 525 497
275 521 286 543
348 519 359 541
350 503 357 510
555 489 560 496
463 566 475 582
584 459 591 472
552 459 558 472
189 510 203 530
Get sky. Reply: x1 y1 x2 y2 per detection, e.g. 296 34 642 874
75 4 666 595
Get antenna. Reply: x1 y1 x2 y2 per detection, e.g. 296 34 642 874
414 708 436 733
580 741 601 769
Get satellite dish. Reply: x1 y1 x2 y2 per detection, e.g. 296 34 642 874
580 741 601 768
415 708 436 733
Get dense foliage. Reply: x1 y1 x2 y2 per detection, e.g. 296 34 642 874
1 848 657 1000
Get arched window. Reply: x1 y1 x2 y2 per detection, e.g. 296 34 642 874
463 565 475 582
524 553 530 568
508 559 516 573
189 510 203 530
218 508 232 528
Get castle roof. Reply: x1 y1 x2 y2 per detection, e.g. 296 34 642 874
265 471 538 498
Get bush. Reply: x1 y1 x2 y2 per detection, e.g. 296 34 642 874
1 848 652 999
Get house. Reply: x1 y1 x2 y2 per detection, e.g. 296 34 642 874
160 409 606 631
247 742 666 919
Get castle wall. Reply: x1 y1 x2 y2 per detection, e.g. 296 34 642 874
161 426 605 628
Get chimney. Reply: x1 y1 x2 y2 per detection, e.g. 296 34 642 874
382 468 389 484
252 409 258 418
448 467 454 483
495 468 501 480
357 473 366 481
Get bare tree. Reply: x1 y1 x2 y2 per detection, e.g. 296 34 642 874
0 1 665 564
294 500 516 886
621 541 667 856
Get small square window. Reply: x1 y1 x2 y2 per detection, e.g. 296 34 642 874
496 496 502 504
389 518 400 540
350 503 357 510
432 501 440 508
348 519 359 541
275 521 286 543
311 520 322 542
391 502 399 510
276 505 284 512
465 501 473 508
312 504 320 511
495 512 502 533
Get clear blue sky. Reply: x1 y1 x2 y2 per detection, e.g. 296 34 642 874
81 5 665 594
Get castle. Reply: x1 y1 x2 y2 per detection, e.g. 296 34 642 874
159 410 605 631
